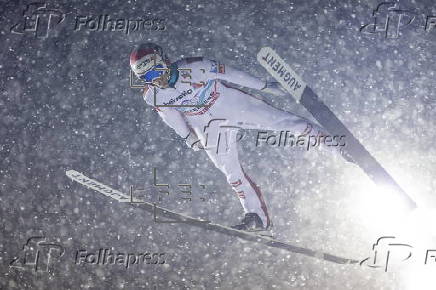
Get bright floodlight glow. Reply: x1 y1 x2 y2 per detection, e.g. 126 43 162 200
400 211 436 290
403 266 436 290
350 178 411 234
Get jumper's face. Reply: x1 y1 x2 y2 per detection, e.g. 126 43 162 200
133 53 164 76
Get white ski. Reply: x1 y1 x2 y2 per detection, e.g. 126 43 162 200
66 169 359 265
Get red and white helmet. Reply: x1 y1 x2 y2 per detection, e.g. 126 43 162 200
129 43 170 80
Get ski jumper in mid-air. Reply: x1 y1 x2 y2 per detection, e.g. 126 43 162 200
130 43 349 231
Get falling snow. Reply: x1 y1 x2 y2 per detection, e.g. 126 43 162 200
1 0 436 289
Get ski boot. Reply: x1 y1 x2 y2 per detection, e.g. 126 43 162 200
231 213 270 231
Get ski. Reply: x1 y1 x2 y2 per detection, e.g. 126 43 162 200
66 169 359 265
257 47 417 211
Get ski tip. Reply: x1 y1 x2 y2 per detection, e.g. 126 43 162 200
66 169 76 176
66 169 82 178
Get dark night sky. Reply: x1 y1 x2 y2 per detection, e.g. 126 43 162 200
1 0 436 289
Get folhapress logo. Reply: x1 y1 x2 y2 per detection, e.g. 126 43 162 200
10 2 65 38
74 15 166 34
9 235 168 273
361 1 436 38
75 249 166 269
9 236 65 272
10 2 167 38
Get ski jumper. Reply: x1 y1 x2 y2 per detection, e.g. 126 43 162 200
143 57 332 227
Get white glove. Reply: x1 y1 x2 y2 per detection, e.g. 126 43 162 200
261 81 287 96
183 132 204 151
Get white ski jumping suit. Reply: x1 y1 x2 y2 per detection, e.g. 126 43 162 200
143 57 334 227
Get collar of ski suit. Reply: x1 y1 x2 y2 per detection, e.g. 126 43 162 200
168 62 179 88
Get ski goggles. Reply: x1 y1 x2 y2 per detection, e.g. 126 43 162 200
139 64 166 82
